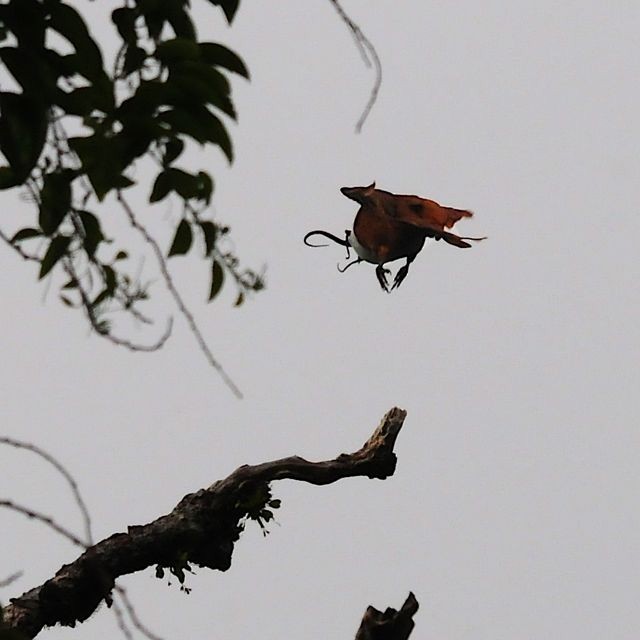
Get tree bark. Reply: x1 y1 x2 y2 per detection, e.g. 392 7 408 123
3 408 407 639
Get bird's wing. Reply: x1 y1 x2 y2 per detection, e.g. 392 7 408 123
381 193 472 230
377 193 484 248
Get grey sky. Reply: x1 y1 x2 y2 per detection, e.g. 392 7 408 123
1 1 639 638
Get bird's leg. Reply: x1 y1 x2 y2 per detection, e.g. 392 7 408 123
337 257 362 273
391 255 416 290
376 264 391 292
344 230 351 259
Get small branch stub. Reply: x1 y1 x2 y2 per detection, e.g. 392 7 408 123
355 592 419 640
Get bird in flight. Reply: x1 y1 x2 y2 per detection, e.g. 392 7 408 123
304 182 486 291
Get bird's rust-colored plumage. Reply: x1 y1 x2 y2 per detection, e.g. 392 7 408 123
304 182 486 291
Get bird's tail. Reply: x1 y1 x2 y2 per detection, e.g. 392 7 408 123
438 230 487 248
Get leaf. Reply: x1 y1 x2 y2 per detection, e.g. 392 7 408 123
111 7 137 45
166 168 199 199
1 0 46 47
120 119 162 159
199 221 217 256
158 106 232 161
62 278 78 289
150 171 172 203
69 135 132 200
208 259 224 301
10 228 41 243
205 0 240 24
57 74 113 115
77 209 104 257
151 168 212 203
166 5 196 40
56 85 110 116
39 235 71 279
199 43 249 78
0 45 59 100
163 137 184 166
138 0 165 40
155 38 200 64
118 80 167 119
92 289 111 308
55 86 95 116
168 62 235 118
103 265 117 294
0 166 19 189
39 171 72 235
0 92 48 181
168 219 193 257
122 45 147 76
94 319 111 334
48 2 104 81
196 171 213 204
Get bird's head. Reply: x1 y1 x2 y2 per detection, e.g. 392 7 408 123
340 182 376 205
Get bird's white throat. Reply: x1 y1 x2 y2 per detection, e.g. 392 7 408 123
348 230 378 264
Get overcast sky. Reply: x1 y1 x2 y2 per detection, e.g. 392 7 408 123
1 2 639 639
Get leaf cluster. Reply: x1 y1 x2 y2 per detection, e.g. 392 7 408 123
0 0 263 343
236 481 282 537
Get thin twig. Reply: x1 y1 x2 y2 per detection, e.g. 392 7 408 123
117 190 243 399
0 499 88 549
329 0 383 133
0 572 23 588
115 585 166 640
111 598 134 640
63 259 174 353
0 437 93 545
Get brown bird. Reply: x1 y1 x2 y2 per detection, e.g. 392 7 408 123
304 182 486 291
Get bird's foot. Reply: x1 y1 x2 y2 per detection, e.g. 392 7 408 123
376 265 391 292
391 265 409 290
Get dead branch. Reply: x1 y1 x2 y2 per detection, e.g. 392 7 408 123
0 437 93 545
355 592 419 640
329 0 383 133
3 408 407 639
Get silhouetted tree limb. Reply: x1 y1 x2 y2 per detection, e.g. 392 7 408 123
3 408 407 639
355 592 419 640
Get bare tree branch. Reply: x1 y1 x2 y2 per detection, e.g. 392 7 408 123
0 499 87 549
3 408 407 639
355 592 419 640
116 190 243 399
0 437 93 545
329 0 383 133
